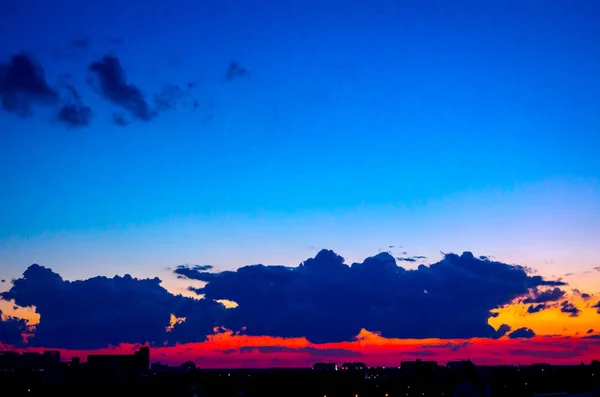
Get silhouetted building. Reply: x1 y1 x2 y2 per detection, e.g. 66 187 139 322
0 350 60 371
341 362 367 372
451 360 491 397
401 359 438 371
312 362 338 371
87 346 149 378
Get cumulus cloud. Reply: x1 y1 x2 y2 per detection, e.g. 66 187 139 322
527 304 547 314
0 53 93 126
0 309 29 346
560 301 581 317
592 301 600 314
57 84 92 127
0 53 58 117
508 327 536 339
224 61 250 82
88 55 155 122
87 55 197 125
0 264 226 349
1 250 569 349
177 250 564 343
492 324 511 339
522 287 565 304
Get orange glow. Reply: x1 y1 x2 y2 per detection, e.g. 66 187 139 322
489 294 599 336
216 299 239 309
0 299 40 326
165 314 186 332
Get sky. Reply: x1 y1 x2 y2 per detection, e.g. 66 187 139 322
1 0 600 367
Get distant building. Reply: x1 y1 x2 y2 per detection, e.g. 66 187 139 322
87 346 149 377
450 360 491 397
313 363 338 371
341 362 367 372
401 359 438 371
0 350 60 371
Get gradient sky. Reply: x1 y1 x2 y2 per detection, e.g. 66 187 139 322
1 0 600 367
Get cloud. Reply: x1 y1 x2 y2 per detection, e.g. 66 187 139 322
177 250 563 343
0 53 58 117
508 327 536 339
237 345 360 357
68 37 91 49
522 287 566 304
395 255 427 263
592 301 600 314
57 84 92 127
2 250 568 349
506 348 582 359
0 309 29 346
88 55 155 121
421 341 472 351
593 267 600 272
587 329 594 334
527 304 547 314
174 264 215 281
0 264 226 349
492 324 511 339
560 301 581 317
224 61 250 82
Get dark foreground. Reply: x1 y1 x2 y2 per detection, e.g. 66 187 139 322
2 362 600 397
1 348 599 397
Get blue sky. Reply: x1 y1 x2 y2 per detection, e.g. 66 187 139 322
1 0 600 295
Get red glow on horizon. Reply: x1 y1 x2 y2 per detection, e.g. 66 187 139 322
3 328 599 369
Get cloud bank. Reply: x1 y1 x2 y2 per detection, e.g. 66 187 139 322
0 250 571 350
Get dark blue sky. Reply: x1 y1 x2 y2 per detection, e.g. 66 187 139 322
1 0 599 291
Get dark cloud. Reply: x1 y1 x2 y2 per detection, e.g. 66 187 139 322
560 301 581 317
88 55 155 121
492 324 511 339
0 309 29 346
572 289 592 300
587 329 594 334
0 264 226 349
396 257 417 262
111 112 129 126
592 301 600 314
57 84 92 127
107 37 124 46
225 61 250 82
238 345 360 357
177 250 563 343
594 267 600 272
490 312 499 318
527 304 547 314
174 264 215 281
396 255 427 263
69 37 91 49
0 53 58 117
522 287 566 304
507 348 582 359
508 327 536 339
421 341 472 352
